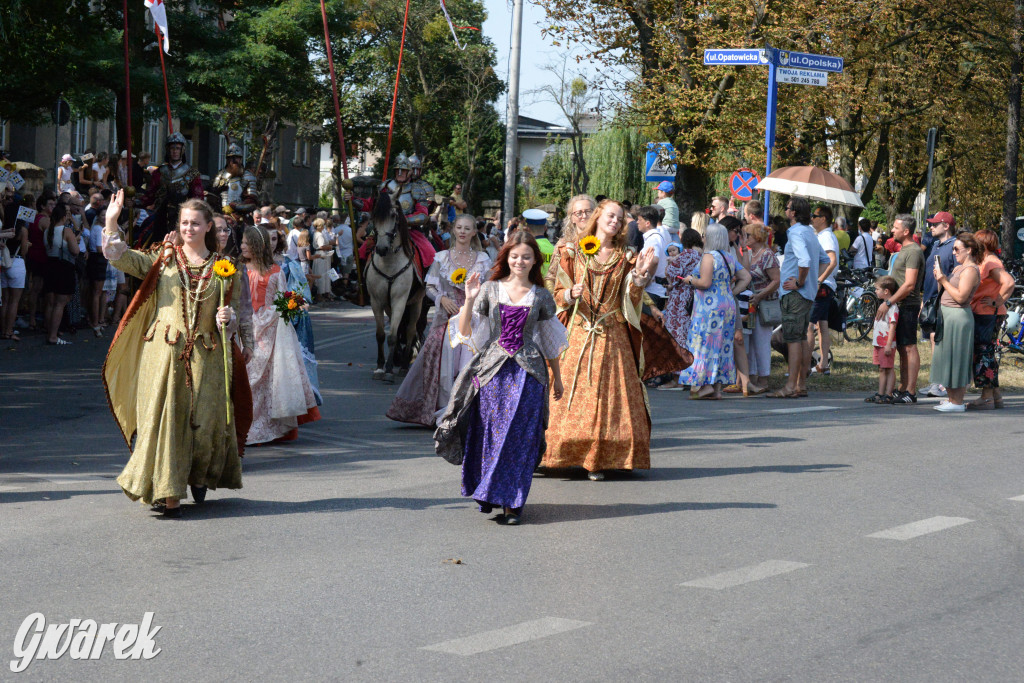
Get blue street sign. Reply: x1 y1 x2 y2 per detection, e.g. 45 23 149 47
774 49 843 74
645 142 676 183
703 49 768 66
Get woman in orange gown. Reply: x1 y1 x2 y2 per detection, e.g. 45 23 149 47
542 200 656 480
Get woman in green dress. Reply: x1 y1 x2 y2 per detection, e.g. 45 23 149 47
102 189 251 518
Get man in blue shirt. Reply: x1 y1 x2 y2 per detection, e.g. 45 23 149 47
919 211 957 397
769 196 830 398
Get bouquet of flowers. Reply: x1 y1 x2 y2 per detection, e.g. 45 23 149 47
274 289 308 323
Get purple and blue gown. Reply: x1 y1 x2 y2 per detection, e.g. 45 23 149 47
434 281 568 512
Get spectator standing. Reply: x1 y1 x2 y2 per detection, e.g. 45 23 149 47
919 211 957 398
809 205 839 375
678 222 751 399
930 233 981 412
1 211 29 341
833 216 851 254
877 214 924 404
768 197 828 398
656 181 679 232
333 213 354 291
311 218 335 301
91 153 111 190
85 204 108 336
690 211 710 241
662 228 704 358
26 192 57 330
709 196 729 223
286 215 304 260
849 218 875 270
865 276 900 403
743 221 780 389
743 200 763 227
636 206 668 309
968 229 1016 409
42 202 78 345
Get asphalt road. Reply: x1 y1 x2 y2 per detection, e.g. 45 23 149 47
2 303 1024 681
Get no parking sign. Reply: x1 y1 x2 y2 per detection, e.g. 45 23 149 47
729 168 761 202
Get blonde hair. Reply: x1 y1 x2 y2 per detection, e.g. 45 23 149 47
312 218 328 232
579 199 627 250
743 221 770 244
452 214 483 251
690 212 709 239
297 231 310 247
561 194 596 243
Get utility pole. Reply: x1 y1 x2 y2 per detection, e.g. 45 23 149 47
502 0 524 225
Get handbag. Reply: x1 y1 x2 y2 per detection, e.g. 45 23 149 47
933 303 944 344
920 296 939 329
757 296 782 327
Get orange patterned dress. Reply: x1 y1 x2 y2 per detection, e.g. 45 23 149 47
542 245 651 472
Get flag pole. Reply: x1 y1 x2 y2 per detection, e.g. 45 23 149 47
122 0 134 244
382 0 412 179
155 26 174 133
320 0 364 304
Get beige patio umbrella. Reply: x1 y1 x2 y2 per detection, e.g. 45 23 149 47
754 165 864 208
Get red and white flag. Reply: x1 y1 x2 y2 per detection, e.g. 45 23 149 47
145 0 170 54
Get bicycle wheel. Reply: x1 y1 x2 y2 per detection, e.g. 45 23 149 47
844 291 878 342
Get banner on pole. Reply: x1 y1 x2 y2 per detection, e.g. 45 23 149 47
144 0 170 53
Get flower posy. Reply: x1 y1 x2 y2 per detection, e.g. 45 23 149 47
213 259 237 278
579 235 601 255
274 289 307 323
212 259 237 424
450 267 467 285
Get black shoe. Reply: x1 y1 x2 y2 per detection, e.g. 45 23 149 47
476 500 493 514
150 502 166 513
865 392 882 403
893 391 917 404
190 485 207 505
504 507 522 525
161 506 182 519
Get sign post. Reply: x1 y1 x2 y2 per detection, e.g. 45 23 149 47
703 46 843 224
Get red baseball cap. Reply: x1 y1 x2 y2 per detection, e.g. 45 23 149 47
927 211 955 227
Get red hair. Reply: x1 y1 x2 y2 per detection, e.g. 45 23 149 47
489 229 545 287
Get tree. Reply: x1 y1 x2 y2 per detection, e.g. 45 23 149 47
529 59 596 194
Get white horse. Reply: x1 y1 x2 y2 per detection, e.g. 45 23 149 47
365 192 424 383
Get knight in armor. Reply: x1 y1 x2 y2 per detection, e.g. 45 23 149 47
408 153 435 224
381 152 432 229
211 143 258 215
136 132 204 245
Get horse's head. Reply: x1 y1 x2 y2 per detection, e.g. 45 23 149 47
372 191 413 258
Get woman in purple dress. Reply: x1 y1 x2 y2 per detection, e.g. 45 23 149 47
434 230 568 525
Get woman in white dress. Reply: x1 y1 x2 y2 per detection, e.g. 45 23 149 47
387 214 492 426
311 218 335 301
241 224 320 444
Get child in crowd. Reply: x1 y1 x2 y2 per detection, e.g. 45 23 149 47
665 242 682 260
866 276 899 403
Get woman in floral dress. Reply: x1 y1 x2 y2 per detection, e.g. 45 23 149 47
663 227 704 350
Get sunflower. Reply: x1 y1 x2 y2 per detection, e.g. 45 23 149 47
222 205 234 215
213 259 237 278
579 235 601 255
450 268 467 285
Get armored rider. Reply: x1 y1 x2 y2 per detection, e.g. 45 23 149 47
136 132 204 244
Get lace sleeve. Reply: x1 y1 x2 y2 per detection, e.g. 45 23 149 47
424 256 443 303
448 281 491 351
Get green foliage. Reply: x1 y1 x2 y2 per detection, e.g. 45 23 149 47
424 105 505 213
533 141 573 206
584 126 653 204
860 197 887 225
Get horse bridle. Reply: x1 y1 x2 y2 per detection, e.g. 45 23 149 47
370 226 414 302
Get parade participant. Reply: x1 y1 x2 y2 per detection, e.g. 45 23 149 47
387 214 492 426
270 223 321 405
545 195 595 292
360 153 436 280
101 190 250 517
434 230 567 525
136 132 204 245
541 199 657 480
241 224 320 444
211 143 258 215
408 153 436 221
214 213 254 364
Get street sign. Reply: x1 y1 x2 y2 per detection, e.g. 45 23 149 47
51 99 70 127
729 168 761 201
703 49 768 66
778 68 828 87
775 50 843 74
645 142 676 183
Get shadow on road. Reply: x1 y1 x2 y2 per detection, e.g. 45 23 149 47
646 463 851 481
177 495 464 519
0 488 122 504
522 500 777 525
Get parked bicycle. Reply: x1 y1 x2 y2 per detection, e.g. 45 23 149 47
834 268 878 342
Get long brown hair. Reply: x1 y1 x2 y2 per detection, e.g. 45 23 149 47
489 229 545 287
243 224 275 273
579 198 627 249
179 198 218 252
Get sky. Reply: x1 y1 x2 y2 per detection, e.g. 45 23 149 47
481 0 590 127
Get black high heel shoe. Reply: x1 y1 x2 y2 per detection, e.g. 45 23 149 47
190 485 207 505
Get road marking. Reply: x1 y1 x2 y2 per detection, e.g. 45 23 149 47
680 560 810 589
421 617 591 656
316 328 376 351
866 516 973 540
1009 495 1024 502
0 485 27 492
766 406 839 414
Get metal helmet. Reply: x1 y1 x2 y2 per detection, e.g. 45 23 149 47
226 142 243 158
394 151 411 171
166 132 187 148
408 153 422 171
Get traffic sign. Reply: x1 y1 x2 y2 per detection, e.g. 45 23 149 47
729 168 761 201
775 50 843 74
778 68 828 87
703 49 768 66
645 142 676 183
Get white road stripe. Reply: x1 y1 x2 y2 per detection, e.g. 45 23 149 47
0 485 27 492
316 329 376 351
1008 495 1024 502
680 560 810 590
766 406 838 414
421 617 591 656
866 516 973 540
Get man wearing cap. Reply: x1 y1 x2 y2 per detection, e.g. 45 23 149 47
522 208 554 274
919 211 957 398
656 181 679 231
275 205 291 219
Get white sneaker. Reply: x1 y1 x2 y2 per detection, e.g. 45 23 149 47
931 385 947 397
933 402 965 413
